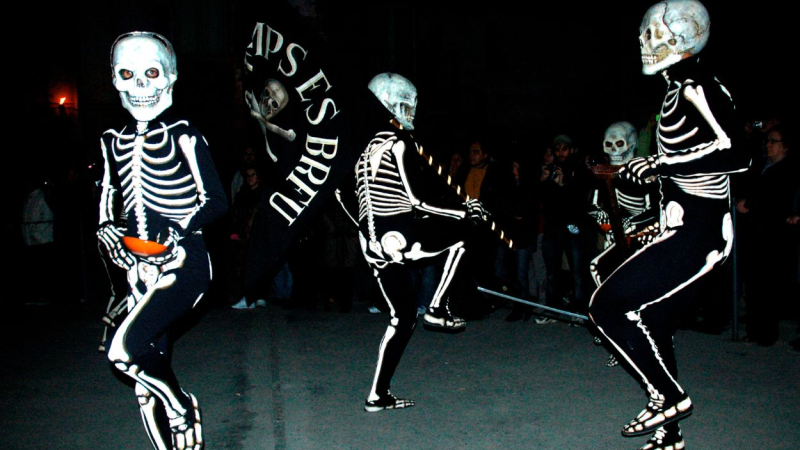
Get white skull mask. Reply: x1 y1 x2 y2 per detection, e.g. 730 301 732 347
111 32 177 122
260 79 289 120
603 121 638 165
368 73 418 130
639 0 710 75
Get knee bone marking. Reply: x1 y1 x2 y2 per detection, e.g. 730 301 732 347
99 294 130 353
115 361 193 428
590 258 602 288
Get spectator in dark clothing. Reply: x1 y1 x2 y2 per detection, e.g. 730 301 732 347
539 135 598 318
494 157 539 321
453 140 505 317
737 125 799 346
317 199 360 313
230 166 264 308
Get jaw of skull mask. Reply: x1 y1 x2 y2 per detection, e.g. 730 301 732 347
639 0 710 75
603 121 638 165
260 79 289 120
111 32 177 122
368 73 417 131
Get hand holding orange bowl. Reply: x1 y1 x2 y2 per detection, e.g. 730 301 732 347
123 236 169 257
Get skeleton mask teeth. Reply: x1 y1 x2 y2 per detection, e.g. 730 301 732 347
641 54 662 65
400 101 416 126
129 94 161 107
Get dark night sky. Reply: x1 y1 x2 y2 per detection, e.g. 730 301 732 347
11 0 793 189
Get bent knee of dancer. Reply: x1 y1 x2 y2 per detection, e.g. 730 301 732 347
107 332 157 374
588 289 614 323
589 290 635 327
391 301 420 324
107 333 132 369
391 314 418 334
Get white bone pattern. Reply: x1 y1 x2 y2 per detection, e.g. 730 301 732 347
617 190 649 217
657 80 732 200
356 132 413 254
105 121 205 239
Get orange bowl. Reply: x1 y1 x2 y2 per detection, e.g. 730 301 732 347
599 224 612 233
123 236 169 257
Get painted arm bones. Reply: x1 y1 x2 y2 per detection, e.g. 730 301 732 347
393 137 483 221
171 131 228 237
620 81 749 185
97 137 135 270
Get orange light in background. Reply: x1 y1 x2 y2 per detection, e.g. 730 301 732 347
59 97 67 105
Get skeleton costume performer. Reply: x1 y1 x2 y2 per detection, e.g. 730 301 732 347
590 121 661 286
98 32 226 450
588 2 749 449
338 73 485 412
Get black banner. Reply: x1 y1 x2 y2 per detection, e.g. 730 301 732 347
242 1 359 300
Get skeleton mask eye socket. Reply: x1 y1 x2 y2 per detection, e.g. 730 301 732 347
145 68 160 78
605 141 613 148
119 69 133 80
616 140 625 148
645 29 652 41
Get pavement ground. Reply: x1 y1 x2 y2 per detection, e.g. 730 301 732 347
2 300 799 450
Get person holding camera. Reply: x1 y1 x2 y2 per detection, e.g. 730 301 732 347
539 135 597 320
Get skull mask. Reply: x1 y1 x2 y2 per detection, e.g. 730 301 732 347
639 0 710 75
111 32 177 122
603 121 638 165
368 73 418 131
259 79 289 120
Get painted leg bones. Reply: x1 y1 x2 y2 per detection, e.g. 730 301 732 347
338 73 478 411
591 121 660 368
591 0 749 443
364 264 419 412
108 243 209 450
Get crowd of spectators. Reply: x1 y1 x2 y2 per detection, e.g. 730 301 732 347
14 111 798 353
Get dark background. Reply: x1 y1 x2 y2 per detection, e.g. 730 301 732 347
13 0 793 171
8 0 792 299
